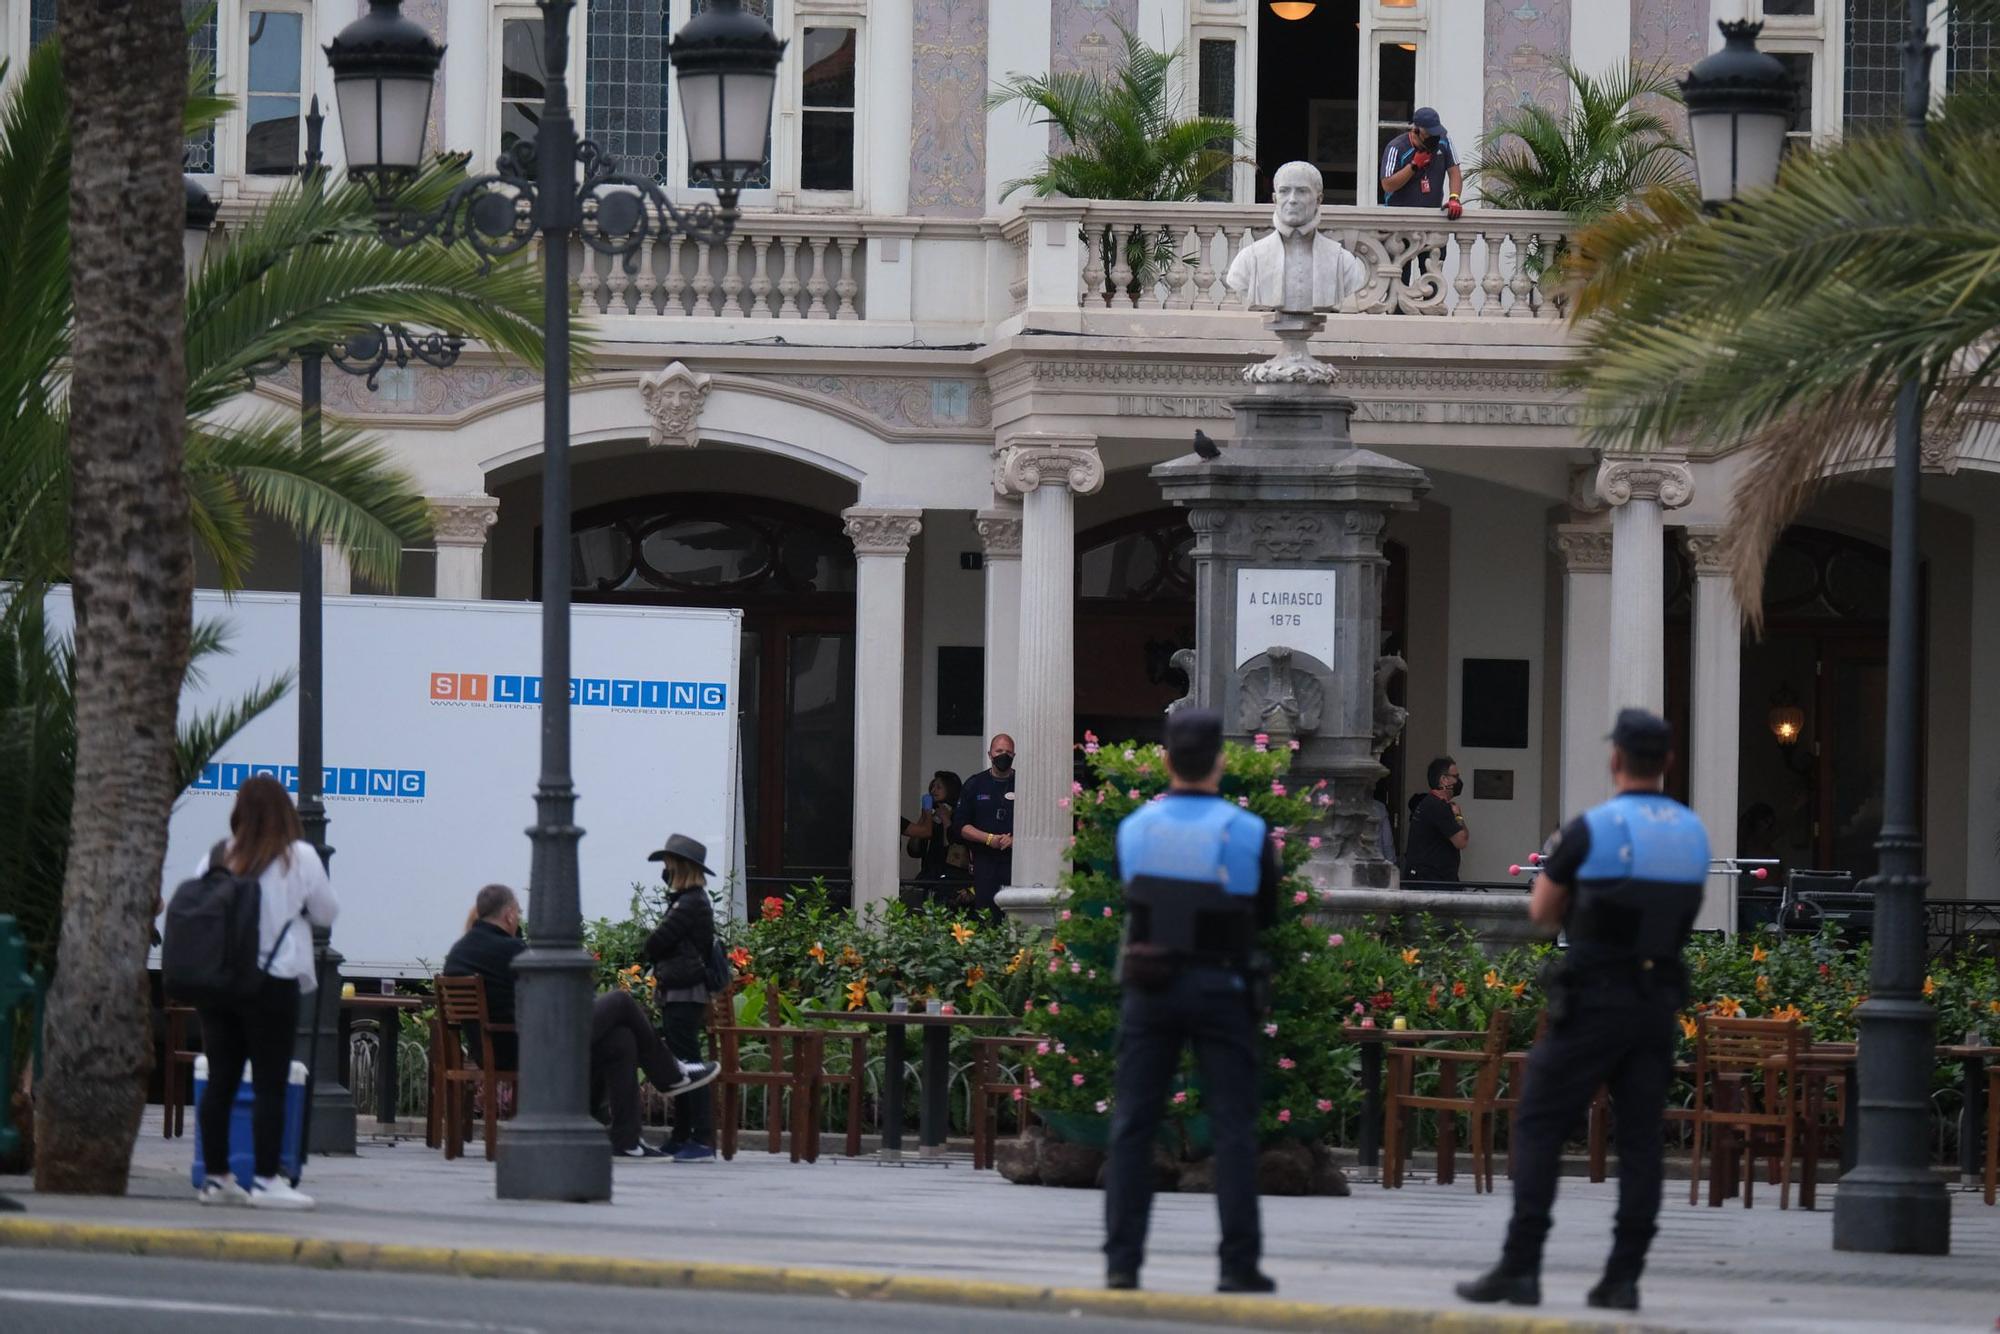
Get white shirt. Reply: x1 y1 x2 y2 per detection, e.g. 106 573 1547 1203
191 840 340 992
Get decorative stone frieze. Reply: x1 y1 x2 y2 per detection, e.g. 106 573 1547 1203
841 507 923 557
1550 525 1614 573
428 495 500 548
1596 457 1694 510
639 361 712 449
993 435 1105 498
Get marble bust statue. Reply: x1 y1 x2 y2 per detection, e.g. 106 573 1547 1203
1223 161 1369 313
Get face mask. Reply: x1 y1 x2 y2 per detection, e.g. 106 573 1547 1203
661 866 674 887
991 752 1014 772
1450 777 1464 798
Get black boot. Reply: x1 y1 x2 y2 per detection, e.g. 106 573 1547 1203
1587 1276 1640 1311
1454 1265 1540 1306
1105 1270 1139 1291
1217 1268 1277 1294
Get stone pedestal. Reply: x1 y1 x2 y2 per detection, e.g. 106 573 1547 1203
1152 373 1428 891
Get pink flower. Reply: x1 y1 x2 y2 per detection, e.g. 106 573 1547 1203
1359 1017 1375 1028
1084 730 1099 744
1314 778 1328 790
1071 1073 1086 1087
1095 791 1106 805
1047 1002 1061 1015
1128 789 1141 800
1055 1042 1066 1054
1237 797 1250 808
1292 890 1309 905
1036 1041 1051 1056
1094 1100 1108 1113
1102 906 1113 918
1060 909 1072 921
1071 780 1084 794
1277 1109 1292 1124
1263 1023 1279 1038
1273 837 1286 852
1289 739 1301 752
1253 732 1270 752
1137 763 1151 775
1057 797 1070 809
1070 961 1082 974
1012 1089 1024 1103
1172 1091 1188 1105
1327 933 1345 948
1277 1056 1297 1071
1029 1077 1042 1090
1315 1099 1333 1113
1352 1001 1365 1014
1123 749 1136 761
1271 782 1286 796
1049 960 1060 973
1087 969 1097 979
1273 826 1288 837
1308 836 1322 850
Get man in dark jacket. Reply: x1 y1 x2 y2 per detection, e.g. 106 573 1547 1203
443 883 717 1158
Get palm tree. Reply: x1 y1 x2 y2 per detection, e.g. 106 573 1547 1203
989 27 1249 298
1565 71 2000 620
1473 59 1689 219
5 20 551 1192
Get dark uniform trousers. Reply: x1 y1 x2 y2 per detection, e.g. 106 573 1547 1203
1502 981 1678 1280
1104 967 1261 1276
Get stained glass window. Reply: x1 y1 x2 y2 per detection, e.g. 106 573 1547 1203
586 0 670 184
1197 38 1236 202
185 0 217 173
1842 0 1902 135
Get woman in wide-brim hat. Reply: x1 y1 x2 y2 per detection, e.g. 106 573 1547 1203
641 833 720 1162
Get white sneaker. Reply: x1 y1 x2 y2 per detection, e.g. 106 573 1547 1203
248 1175 316 1211
197 1177 249 1206
671 1060 721 1095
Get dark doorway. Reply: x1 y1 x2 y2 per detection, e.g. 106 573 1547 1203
1255 1 1362 202
547 493 858 884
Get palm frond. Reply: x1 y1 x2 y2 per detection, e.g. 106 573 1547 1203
1474 58 1688 218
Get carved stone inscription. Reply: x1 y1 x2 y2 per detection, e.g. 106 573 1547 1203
1235 568 1338 669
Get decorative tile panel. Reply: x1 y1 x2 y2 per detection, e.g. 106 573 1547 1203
1483 0 1572 139
1630 0 1704 136
909 0 988 216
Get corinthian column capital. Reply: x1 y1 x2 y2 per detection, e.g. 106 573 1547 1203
994 433 1104 499
1551 524 1614 573
1680 525 1732 575
975 508 1023 559
1595 456 1693 510
842 506 923 557
427 495 500 547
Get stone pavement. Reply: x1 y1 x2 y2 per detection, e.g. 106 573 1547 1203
3 1110 1998 1333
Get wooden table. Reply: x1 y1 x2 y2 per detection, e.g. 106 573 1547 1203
339 993 430 1127
1340 1025 1487 1171
1756 1041 1857 1210
801 1010 1012 1159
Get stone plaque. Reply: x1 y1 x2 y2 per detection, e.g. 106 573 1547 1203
1235 569 1338 669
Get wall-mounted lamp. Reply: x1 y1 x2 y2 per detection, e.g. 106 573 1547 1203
1768 686 1806 747
1269 2 1318 19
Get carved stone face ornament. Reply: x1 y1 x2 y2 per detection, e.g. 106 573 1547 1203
639 361 711 450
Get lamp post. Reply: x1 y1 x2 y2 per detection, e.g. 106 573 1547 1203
324 0 782 1201
1683 13 1950 1255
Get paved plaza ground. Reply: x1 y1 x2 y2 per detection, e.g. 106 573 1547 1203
2 1111 1997 1332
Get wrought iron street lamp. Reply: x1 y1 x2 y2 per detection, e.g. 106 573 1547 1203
325 0 782 1202
1684 9 1951 1255
1679 21 1792 210
183 175 217 272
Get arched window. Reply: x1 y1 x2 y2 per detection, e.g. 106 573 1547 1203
565 494 855 598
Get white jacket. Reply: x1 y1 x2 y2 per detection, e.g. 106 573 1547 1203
191 840 340 993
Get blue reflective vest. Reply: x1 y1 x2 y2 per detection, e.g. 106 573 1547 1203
1566 793 1710 971
1117 795 1265 959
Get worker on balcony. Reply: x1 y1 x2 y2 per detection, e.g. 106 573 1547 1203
1380 107 1464 306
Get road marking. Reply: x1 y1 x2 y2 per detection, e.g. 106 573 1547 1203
0 1289 544 1333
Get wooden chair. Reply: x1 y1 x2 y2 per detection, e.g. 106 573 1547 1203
1983 1063 1999 1207
433 974 517 1162
1382 1009 1513 1192
424 1005 449 1150
971 1035 1041 1170
1688 1016 1804 1209
160 1003 199 1139
707 986 824 1163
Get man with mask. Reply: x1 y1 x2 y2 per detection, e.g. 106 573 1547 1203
952 733 1016 913
1404 756 1467 884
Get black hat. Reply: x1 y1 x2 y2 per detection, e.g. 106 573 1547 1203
646 832 715 875
1607 708 1673 759
1164 708 1225 776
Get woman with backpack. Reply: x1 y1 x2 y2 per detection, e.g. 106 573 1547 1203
642 833 721 1163
184 775 337 1209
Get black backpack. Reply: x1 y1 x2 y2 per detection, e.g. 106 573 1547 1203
703 935 731 994
162 842 290 1006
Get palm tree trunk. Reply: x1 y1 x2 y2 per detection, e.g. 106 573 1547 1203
34 0 193 1194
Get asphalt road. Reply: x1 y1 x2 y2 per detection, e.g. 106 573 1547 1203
0 1249 1246 1334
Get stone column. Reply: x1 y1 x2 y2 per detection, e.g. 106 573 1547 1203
994 436 1103 919
843 507 923 917
976 507 1023 739
1552 525 1614 821
429 496 500 601
1683 526 1743 933
1596 457 1692 715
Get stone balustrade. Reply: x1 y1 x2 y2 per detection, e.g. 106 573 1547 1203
570 206 870 321
999 198 1574 322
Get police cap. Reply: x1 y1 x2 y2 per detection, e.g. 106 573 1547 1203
1606 707 1672 760
1164 708 1225 779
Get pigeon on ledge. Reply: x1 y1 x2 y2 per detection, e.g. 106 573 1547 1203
1192 429 1222 460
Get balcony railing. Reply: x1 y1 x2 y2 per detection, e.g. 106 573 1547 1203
1000 199 1575 323
570 206 870 321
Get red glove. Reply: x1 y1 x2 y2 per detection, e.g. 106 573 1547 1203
1444 197 1464 221
1410 150 1434 170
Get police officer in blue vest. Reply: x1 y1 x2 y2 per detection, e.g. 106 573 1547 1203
1103 709 1280 1295
1457 708 1709 1314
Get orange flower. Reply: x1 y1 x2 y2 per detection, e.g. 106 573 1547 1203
1006 947 1030 975
844 978 868 1011
1754 974 1771 996
1050 938 1066 954
761 895 786 921
807 941 827 964
951 922 975 946
1509 981 1527 999
1400 948 1421 966
1426 984 1440 1009
1750 944 1768 964
1769 1004 1806 1024
840 945 863 968
966 965 987 986
1714 996 1743 1018
728 946 752 972
1679 1015 1699 1040
1451 980 1468 999
1922 975 1936 997
1483 969 1502 991
1987 999 2000 1015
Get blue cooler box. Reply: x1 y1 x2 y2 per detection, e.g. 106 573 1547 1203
190 1055 308 1189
